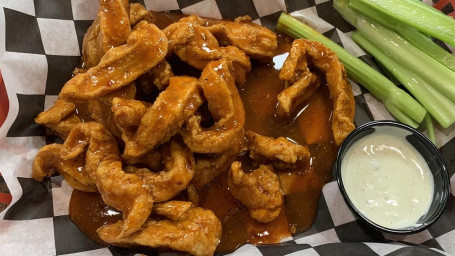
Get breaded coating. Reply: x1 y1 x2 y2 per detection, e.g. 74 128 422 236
181 59 245 154
228 162 283 223
191 140 244 188
148 60 174 90
98 201 222 256
277 71 320 116
111 97 150 129
82 0 130 68
35 98 81 140
87 83 137 139
164 16 251 85
32 144 97 192
279 39 355 145
207 15 277 59
60 122 154 238
60 21 168 102
124 76 204 157
246 131 310 169
129 3 154 26
126 138 195 202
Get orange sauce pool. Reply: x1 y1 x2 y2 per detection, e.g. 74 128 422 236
69 11 338 254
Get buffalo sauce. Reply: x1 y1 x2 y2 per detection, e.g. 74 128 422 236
69 11 338 254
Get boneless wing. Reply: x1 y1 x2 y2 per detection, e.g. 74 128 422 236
228 162 284 223
60 21 168 102
82 0 130 68
207 15 278 59
181 59 245 154
60 122 154 238
32 144 97 192
164 16 251 85
34 99 81 140
279 39 355 145
246 131 310 169
126 138 195 202
98 201 222 256
191 140 244 188
123 76 204 157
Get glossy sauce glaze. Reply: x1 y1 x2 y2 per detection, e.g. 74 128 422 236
341 126 434 229
69 11 338 254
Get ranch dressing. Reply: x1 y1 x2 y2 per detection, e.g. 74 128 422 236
341 126 434 229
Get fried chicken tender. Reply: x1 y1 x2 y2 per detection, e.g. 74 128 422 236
192 140 244 188
88 83 136 139
124 76 204 157
122 150 162 171
149 60 174 90
279 39 355 145
82 0 130 68
126 138 195 202
61 21 168 102
111 97 150 129
32 144 97 192
277 71 320 116
129 3 154 26
228 162 283 223
35 99 81 140
246 131 310 169
82 19 102 69
60 122 153 238
207 15 278 59
181 59 245 154
98 201 222 256
164 16 251 85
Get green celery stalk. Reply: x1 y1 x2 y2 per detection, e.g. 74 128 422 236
384 101 419 128
424 114 437 145
349 0 455 72
333 1 455 102
352 31 455 128
351 0 455 46
276 13 426 126
355 18 455 102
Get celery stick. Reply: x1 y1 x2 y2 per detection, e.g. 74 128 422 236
352 0 455 46
352 32 455 128
424 114 437 145
349 0 455 72
334 1 455 102
276 13 426 124
355 18 455 102
384 101 419 129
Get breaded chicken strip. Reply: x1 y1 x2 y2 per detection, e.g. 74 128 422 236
34 99 81 140
246 131 310 169
228 162 283 223
61 21 167 102
278 39 355 145
82 0 131 68
32 144 97 192
207 15 277 59
181 59 245 154
123 76 204 157
98 201 222 256
125 138 195 202
164 16 251 85
60 122 154 238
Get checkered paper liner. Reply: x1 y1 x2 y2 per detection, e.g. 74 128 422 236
0 0 454 255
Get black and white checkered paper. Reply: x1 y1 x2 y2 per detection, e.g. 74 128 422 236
0 0 455 255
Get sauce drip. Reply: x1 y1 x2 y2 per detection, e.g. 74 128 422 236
68 11 338 254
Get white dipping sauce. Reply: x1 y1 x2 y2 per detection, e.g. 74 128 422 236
341 126 434 229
